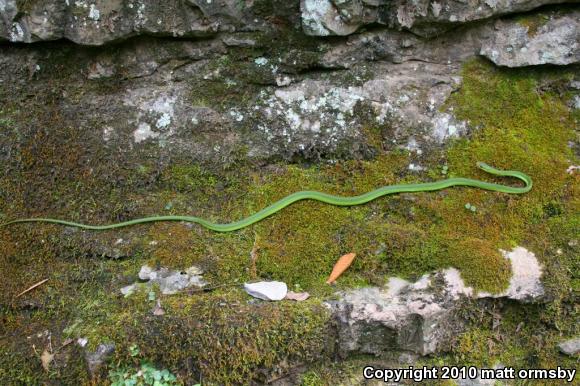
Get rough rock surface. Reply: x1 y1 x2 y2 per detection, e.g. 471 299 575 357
481 9 580 66
476 247 545 301
329 247 545 357
0 0 275 45
0 5 577 169
558 338 580 356
0 2 578 383
121 265 206 295
300 0 574 37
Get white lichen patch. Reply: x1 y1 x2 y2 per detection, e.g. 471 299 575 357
155 112 171 129
133 122 158 143
229 109 244 122
125 92 177 143
301 0 333 36
431 113 466 142
257 81 365 149
10 22 25 42
408 163 425 172
88 4 100 21
254 57 268 66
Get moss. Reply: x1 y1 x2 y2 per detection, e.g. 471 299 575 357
447 238 511 294
454 328 497 366
64 289 331 385
161 164 218 195
432 58 577 292
514 13 551 37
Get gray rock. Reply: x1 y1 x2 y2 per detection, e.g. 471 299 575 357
329 273 461 356
558 338 580 356
123 265 206 296
85 343 115 377
329 246 545 357
301 0 361 36
300 0 572 37
0 0 270 45
120 283 138 296
244 281 288 301
318 20 495 68
248 61 465 160
481 10 580 67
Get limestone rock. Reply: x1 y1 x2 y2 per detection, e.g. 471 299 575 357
122 265 206 296
329 272 461 356
244 281 288 301
329 246 545 357
481 10 580 67
300 0 572 37
248 61 465 160
0 0 269 45
558 338 580 356
476 247 545 302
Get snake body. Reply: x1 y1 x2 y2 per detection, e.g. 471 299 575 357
0 162 532 232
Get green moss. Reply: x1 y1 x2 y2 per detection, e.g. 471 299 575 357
447 238 511 294
412 60 578 372
431 59 577 292
162 164 218 195
454 328 496 366
62 288 330 385
514 13 551 37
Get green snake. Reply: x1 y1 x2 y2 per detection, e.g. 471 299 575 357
1 162 532 232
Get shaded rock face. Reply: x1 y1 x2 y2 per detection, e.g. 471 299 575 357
0 0 291 45
329 247 545 357
3 0 573 44
1 3 578 167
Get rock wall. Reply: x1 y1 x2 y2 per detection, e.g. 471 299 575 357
0 1 578 167
0 0 578 384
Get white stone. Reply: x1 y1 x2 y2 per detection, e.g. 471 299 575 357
558 338 580 356
244 281 288 301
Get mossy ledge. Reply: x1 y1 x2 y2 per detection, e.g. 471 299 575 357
1 58 578 383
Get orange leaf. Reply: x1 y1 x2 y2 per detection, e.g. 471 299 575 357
326 253 356 284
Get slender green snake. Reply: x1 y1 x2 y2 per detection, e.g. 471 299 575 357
0 162 532 232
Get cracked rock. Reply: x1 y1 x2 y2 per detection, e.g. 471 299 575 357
329 246 544 357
